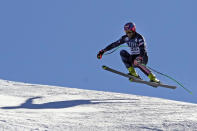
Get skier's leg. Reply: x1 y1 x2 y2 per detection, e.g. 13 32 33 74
133 55 160 83
120 50 132 68
120 50 140 79
134 54 151 76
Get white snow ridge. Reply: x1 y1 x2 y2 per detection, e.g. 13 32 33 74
0 79 197 131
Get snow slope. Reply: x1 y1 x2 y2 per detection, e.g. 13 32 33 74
0 79 197 131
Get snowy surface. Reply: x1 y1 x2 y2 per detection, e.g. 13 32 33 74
0 79 197 131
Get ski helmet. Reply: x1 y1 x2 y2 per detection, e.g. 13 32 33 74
124 22 136 32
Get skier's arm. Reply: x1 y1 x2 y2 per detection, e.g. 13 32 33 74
138 37 146 57
103 36 126 52
134 38 146 64
139 44 145 57
97 36 126 59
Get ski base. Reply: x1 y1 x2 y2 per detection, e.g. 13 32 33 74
102 65 177 89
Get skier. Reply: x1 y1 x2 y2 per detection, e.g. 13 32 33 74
97 22 160 83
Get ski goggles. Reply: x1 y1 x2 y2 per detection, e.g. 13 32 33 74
125 30 134 34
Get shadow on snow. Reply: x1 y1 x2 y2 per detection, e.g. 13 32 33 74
1 96 139 109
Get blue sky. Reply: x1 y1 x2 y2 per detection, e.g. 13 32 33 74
0 0 197 103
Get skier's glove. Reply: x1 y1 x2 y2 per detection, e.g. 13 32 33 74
97 49 105 59
134 56 143 66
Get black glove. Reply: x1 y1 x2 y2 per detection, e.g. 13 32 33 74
97 49 105 59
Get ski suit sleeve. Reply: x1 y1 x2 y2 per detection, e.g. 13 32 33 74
138 36 146 57
104 36 126 52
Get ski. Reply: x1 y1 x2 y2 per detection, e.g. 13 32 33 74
102 65 177 89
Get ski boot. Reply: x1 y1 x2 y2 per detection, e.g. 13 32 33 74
148 73 160 83
128 66 141 82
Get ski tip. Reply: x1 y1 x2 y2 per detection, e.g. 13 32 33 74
102 65 107 70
